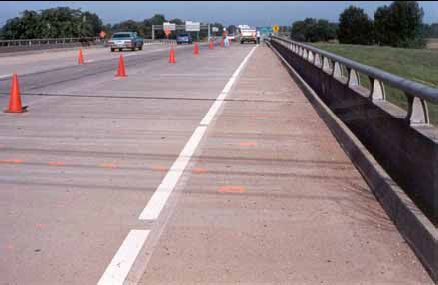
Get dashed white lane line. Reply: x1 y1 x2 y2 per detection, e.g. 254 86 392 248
98 45 257 285
138 126 207 220
200 47 257 125
139 45 257 221
97 230 150 285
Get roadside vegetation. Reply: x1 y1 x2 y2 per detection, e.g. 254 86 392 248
312 42 438 124
289 1 438 125
0 7 227 40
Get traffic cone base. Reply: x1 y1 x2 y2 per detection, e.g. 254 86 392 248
4 74 27 113
193 42 199 55
116 55 127 77
169 47 176 63
78 48 84 65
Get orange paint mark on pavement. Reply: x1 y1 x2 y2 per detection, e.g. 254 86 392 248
151 165 168 172
35 224 46 229
239 141 257 147
100 163 117 169
218 185 246 194
0 159 24 164
48 161 65 166
4 244 14 251
192 167 208 174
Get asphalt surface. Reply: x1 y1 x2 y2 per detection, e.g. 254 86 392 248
0 42 433 284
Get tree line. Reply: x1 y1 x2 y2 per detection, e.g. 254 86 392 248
291 1 437 48
0 7 102 39
0 7 227 40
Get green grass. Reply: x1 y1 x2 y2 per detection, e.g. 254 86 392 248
311 42 438 125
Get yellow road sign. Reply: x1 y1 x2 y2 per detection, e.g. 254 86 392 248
273 25 280 33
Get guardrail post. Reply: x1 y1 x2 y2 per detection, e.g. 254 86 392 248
369 77 386 101
333 61 343 79
308 50 314 63
406 94 430 125
347 68 361 87
322 56 331 73
314 53 322 68
303 48 308 60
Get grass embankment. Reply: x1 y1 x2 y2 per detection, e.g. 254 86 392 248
312 43 438 125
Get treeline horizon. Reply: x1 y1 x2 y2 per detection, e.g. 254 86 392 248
0 2 437 46
290 1 438 49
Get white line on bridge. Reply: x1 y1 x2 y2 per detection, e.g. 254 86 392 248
138 45 257 221
97 230 150 285
138 126 207 220
97 45 257 285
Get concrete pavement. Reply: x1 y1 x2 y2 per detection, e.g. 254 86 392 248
0 43 433 284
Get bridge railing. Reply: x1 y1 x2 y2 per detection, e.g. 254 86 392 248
143 39 176 45
0 37 100 48
270 35 438 126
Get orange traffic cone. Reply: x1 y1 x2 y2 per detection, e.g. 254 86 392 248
116 54 126 77
193 42 199 55
4 74 26 113
220 38 224 47
78 48 84 64
169 46 176 63
209 39 214 49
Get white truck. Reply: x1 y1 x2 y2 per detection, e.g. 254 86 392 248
238 25 257 44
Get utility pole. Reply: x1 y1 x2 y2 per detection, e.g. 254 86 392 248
152 25 155 40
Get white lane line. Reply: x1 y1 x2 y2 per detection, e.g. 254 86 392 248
139 126 207 220
0 74 10 79
138 46 257 221
200 46 257 126
97 230 150 285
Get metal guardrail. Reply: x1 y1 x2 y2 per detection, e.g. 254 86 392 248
143 39 176 45
0 37 99 48
271 35 438 125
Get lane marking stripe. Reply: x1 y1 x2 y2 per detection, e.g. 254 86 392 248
139 46 256 221
97 230 150 285
200 47 257 126
139 126 207 220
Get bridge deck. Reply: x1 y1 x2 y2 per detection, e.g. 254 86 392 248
0 43 432 284
139 46 431 284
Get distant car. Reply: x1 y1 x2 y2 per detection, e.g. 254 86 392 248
227 34 237 41
108 32 144 52
176 33 193 45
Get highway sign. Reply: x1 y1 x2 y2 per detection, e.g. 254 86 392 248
163 22 176 31
185 21 200 32
273 25 280 33
259 26 273 35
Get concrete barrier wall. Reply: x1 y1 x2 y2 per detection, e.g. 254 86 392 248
271 40 437 225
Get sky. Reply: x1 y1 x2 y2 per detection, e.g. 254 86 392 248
1 1 437 27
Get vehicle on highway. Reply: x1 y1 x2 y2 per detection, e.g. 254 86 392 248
176 33 193 45
239 26 257 44
227 34 237 41
108 32 144 52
